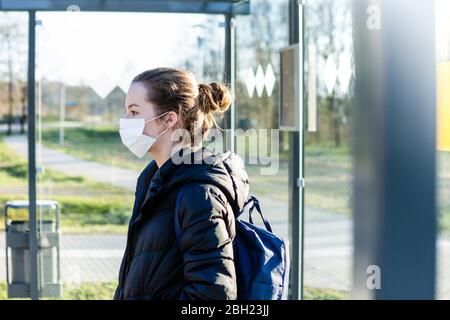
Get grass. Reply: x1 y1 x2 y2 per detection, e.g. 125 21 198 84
0 281 118 300
304 286 349 300
246 144 352 216
0 194 131 234
304 144 353 215
0 134 132 234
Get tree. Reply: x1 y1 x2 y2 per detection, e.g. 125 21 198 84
305 0 353 147
0 13 27 135
236 0 288 130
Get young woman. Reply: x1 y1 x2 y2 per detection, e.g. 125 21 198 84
114 67 249 300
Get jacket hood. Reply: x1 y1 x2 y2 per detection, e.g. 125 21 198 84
136 147 250 223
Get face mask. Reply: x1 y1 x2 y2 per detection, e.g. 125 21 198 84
119 112 170 158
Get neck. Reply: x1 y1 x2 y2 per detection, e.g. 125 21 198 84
151 144 171 168
151 142 186 168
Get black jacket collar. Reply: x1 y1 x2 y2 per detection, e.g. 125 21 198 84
130 146 248 228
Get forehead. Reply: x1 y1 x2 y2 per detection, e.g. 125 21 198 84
126 82 149 104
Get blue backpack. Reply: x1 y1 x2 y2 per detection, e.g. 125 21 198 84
174 194 290 300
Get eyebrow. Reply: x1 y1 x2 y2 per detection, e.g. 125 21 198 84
127 103 140 109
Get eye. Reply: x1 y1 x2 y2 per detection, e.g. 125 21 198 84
131 111 138 116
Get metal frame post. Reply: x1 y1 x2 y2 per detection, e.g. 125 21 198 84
224 13 236 153
27 10 39 300
287 0 304 300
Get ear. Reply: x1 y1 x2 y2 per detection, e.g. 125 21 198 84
163 111 178 128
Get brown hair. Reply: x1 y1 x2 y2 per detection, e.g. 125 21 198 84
132 67 232 145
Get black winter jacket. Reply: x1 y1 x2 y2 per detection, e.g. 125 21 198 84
114 147 249 300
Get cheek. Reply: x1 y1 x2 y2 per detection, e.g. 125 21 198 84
143 121 161 137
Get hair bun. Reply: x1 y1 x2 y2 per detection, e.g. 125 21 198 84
197 82 232 114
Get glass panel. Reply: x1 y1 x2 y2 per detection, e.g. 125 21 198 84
0 11 29 290
33 11 224 299
436 0 450 300
303 0 354 299
235 0 289 241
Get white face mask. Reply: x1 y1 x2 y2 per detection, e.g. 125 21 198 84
119 112 170 158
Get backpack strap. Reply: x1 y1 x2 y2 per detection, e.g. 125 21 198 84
244 196 273 233
221 156 271 231
175 191 274 248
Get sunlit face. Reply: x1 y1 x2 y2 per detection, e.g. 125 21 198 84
124 81 164 138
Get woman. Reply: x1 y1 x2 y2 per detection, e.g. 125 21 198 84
114 67 249 300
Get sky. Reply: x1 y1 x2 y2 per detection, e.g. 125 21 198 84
35 11 217 98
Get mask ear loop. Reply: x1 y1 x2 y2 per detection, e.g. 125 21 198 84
151 111 172 140
145 111 170 124
155 126 170 139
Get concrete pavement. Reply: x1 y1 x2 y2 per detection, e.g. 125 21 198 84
3 134 139 190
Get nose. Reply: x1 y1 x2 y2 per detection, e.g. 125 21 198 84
123 112 132 119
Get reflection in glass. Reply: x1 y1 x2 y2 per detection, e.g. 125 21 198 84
303 0 354 299
235 0 290 244
436 0 450 300
7 11 225 298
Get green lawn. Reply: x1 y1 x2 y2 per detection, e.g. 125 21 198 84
0 134 132 234
304 145 353 216
303 286 349 300
246 144 352 216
